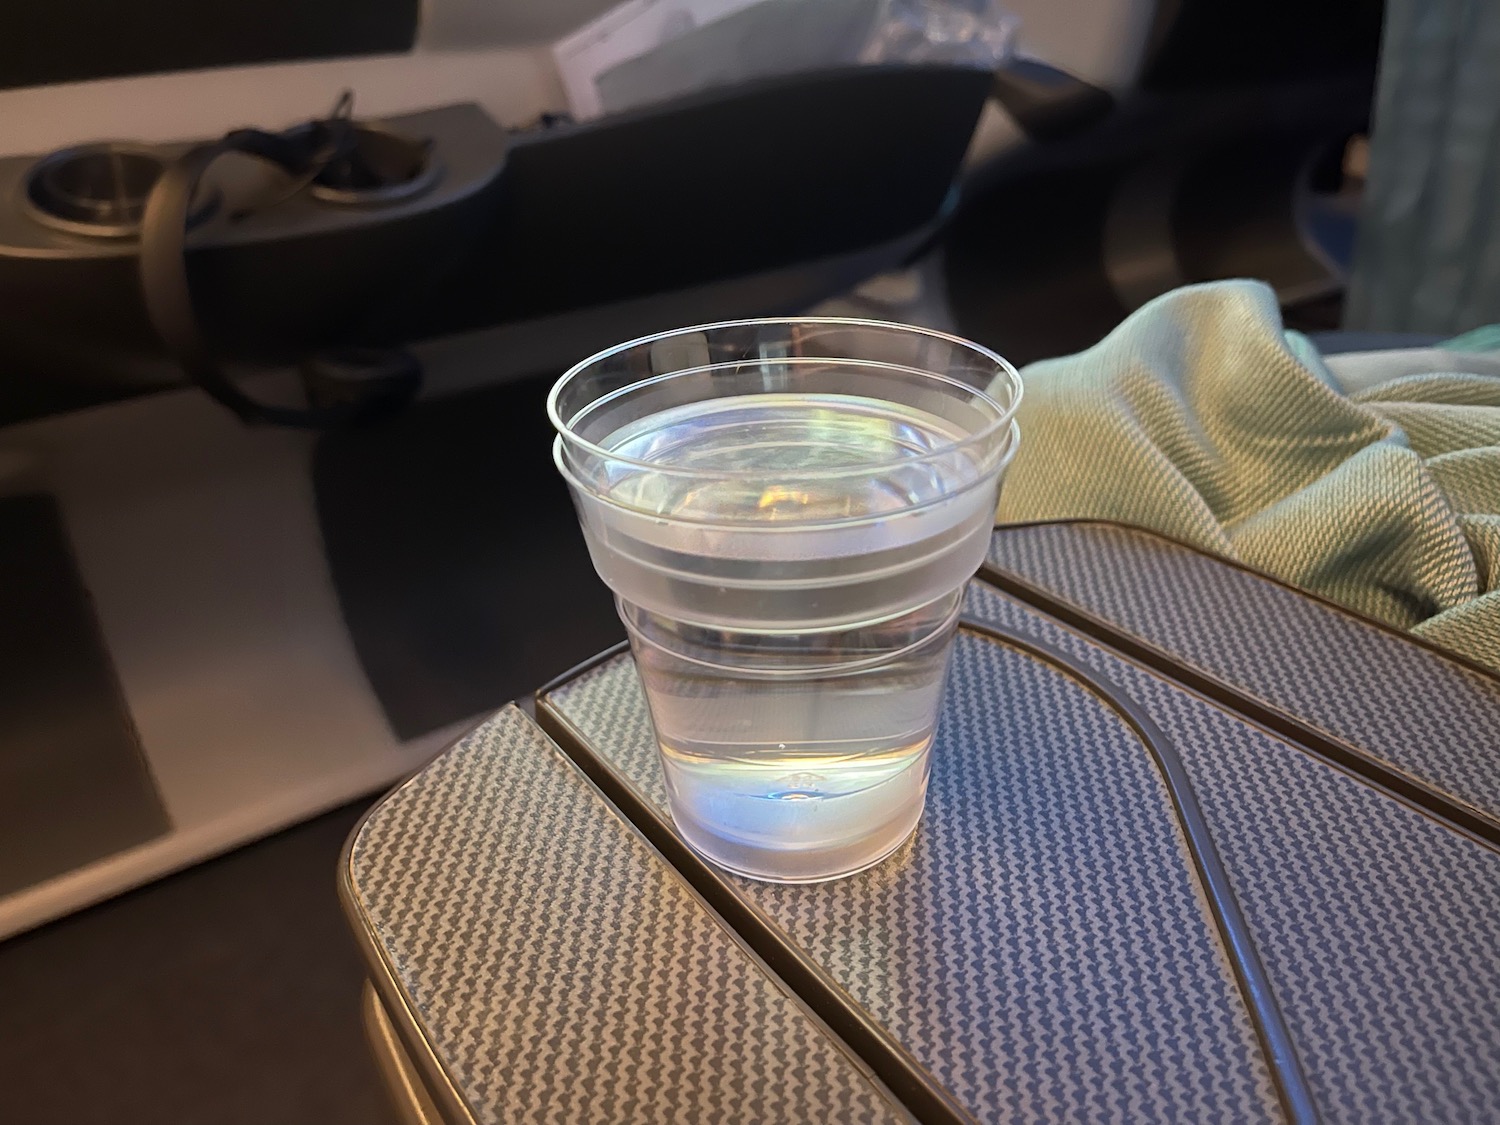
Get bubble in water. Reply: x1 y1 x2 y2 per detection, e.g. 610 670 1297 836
768 771 826 801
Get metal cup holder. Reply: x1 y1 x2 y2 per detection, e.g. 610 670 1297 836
22 143 218 238
310 123 439 206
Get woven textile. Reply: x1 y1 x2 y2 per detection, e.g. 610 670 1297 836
548 638 1280 1123
994 279 1500 672
347 706 907 1125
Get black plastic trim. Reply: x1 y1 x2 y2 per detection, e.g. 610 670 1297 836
990 58 1114 142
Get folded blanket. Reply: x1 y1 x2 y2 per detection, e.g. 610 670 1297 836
994 280 1500 673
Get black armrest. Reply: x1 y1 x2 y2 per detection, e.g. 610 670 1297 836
991 58 1114 142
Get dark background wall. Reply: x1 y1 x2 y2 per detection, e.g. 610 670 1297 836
1 0 420 90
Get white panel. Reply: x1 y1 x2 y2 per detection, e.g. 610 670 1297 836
0 385 473 938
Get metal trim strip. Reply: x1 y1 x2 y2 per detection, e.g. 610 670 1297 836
538 622 1320 1123
961 620 1320 1125
362 981 447 1125
339 793 479 1125
981 521 1500 846
339 705 912 1125
990 518 1500 685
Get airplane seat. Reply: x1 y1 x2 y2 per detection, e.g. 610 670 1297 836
943 0 1385 364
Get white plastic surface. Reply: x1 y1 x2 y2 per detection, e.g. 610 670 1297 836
0 386 469 939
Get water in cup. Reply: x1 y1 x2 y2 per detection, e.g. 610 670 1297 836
623 587 962 883
599 393 982 880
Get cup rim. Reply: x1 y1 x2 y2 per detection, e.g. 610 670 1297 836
552 419 1020 530
547 316 1023 482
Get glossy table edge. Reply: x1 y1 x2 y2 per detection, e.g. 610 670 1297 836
537 619 1326 1124
338 777 481 1125
337 704 917 1125
983 519 1500 846
363 981 446 1125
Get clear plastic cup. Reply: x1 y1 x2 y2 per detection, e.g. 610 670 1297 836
550 318 1021 882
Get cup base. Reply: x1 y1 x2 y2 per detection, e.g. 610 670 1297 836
668 785 927 884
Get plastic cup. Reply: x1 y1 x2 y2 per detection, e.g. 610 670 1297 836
550 318 1021 882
